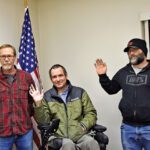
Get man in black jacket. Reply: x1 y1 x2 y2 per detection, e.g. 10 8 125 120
95 38 150 150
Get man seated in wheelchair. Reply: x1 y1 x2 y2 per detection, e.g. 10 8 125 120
30 64 100 150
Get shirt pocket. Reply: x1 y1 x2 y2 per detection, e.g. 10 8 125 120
17 85 29 99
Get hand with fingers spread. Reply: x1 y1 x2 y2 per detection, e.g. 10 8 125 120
95 58 107 75
29 84 44 107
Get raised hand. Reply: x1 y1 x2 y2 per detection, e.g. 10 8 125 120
95 58 107 75
29 84 44 106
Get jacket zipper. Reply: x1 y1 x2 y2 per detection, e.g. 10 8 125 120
133 75 137 119
64 103 68 138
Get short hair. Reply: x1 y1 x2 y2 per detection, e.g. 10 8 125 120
0 44 16 56
49 64 67 79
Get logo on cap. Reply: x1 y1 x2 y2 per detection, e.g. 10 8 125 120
128 41 133 46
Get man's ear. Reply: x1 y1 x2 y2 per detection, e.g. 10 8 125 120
14 57 17 64
66 75 68 79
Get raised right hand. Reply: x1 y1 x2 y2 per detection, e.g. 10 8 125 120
29 84 44 106
95 58 107 75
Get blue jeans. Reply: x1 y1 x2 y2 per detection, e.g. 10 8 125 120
0 129 33 150
121 123 150 150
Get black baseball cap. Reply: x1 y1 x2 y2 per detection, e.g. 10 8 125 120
124 38 148 56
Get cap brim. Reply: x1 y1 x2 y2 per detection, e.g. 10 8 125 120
124 47 129 52
124 46 138 52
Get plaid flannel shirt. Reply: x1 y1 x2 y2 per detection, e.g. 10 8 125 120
0 68 34 136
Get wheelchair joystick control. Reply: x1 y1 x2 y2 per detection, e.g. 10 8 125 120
38 118 60 150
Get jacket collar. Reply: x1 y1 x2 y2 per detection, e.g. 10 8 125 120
51 80 72 96
126 60 150 73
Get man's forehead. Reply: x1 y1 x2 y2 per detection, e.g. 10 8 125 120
51 67 64 74
0 47 14 54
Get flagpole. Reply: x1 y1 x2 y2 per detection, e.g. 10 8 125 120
37 67 43 91
18 4 42 149
24 0 29 8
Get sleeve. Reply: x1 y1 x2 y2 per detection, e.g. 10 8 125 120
27 73 35 117
99 73 121 94
80 91 97 130
34 98 52 124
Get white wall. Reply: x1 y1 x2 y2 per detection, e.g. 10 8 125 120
37 0 150 150
0 0 39 54
1 0 150 150
0 0 23 47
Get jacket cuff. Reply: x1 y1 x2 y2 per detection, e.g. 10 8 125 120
98 74 107 78
80 122 87 131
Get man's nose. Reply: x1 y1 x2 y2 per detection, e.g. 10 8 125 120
4 57 10 62
56 76 60 81
128 50 135 55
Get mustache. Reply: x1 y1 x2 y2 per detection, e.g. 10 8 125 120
3 62 11 65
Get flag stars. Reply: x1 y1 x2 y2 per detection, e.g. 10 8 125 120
31 64 34 68
18 8 38 73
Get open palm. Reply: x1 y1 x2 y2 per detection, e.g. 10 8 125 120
95 59 107 75
29 84 44 102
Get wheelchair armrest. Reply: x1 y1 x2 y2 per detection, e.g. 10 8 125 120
91 124 109 146
92 124 107 132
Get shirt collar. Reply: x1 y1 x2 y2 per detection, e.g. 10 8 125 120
0 65 17 79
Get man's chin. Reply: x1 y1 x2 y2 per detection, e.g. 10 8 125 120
130 56 144 65
56 85 63 89
2 66 12 71
130 60 137 65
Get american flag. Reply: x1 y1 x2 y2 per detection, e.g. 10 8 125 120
17 7 41 149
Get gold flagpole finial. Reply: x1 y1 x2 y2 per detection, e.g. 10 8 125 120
24 0 29 8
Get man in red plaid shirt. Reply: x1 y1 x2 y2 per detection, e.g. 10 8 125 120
0 44 34 150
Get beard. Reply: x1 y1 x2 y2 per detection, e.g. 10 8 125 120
2 64 12 71
129 54 145 65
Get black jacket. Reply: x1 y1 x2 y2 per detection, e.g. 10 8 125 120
99 62 150 126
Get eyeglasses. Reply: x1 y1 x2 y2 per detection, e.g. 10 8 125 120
0 55 14 59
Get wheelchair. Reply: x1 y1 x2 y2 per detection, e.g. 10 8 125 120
38 118 109 150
